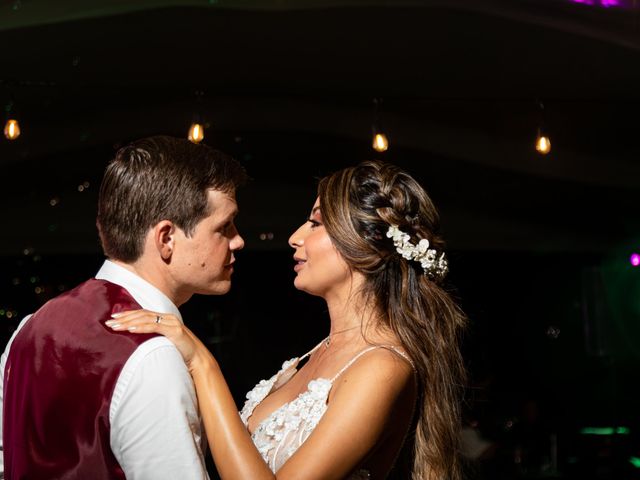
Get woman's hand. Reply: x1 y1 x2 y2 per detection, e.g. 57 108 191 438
105 310 209 370
106 311 276 479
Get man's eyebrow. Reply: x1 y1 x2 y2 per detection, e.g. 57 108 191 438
220 208 238 223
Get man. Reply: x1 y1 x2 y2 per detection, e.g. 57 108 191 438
0 136 246 478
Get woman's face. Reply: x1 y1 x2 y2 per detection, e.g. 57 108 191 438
288 198 352 300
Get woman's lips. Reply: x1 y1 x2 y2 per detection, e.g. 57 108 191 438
293 257 306 272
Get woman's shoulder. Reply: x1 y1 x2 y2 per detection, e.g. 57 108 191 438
332 344 415 396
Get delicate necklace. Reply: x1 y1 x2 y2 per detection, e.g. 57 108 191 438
324 325 360 348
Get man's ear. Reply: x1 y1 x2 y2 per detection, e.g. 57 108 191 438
153 220 176 260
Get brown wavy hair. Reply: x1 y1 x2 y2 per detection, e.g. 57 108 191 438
318 160 466 480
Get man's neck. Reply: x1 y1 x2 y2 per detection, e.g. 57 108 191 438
109 259 186 307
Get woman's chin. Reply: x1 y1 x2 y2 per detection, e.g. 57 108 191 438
293 279 324 298
293 277 312 293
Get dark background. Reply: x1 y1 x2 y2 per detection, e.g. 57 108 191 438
1 1 640 478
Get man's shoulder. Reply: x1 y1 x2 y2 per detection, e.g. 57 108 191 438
31 278 110 315
11 277 156 359
123 336 187 378
128 335 181 358
111 337 193 418
28 278 139 328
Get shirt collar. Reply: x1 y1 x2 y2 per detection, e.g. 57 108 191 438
95 259 183 323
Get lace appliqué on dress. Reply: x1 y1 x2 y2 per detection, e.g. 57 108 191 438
240 355 336 472
238 344 408 479
239 357 299 426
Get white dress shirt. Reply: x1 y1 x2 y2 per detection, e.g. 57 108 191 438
0 260 209 479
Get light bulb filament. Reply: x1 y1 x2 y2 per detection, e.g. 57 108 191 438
535 134 551 154
4 119 20 140
372 132 388 152
188 122 204 144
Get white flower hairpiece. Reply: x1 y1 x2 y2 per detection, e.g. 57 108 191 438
386 225 448 279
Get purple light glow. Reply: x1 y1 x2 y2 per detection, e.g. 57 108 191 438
631 253 640 267
569 0 622 6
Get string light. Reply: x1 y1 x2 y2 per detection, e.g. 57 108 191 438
188 90 205 144
372 132 389 152
3 98 21 140
372 98 389 152
535 128 551 155
188 122 204 143
535 101 551 155
4 118 20 140
0 89 563 159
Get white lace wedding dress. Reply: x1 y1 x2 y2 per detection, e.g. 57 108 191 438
239 340 413 479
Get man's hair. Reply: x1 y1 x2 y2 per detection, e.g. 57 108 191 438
97 135 247 262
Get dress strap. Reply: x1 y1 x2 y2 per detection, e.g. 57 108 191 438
381 345 416 371
329 345 415 383
299 337 329 362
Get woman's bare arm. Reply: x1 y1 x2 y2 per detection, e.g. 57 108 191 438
107 310 415 480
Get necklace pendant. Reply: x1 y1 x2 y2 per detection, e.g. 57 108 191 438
324 325 359 349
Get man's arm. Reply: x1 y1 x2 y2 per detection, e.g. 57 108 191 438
110 336 209 479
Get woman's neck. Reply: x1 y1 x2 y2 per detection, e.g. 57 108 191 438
326 294 365 333
325 294 383 347
325 291 401 349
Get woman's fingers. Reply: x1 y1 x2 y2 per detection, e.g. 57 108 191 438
106 309 180 332
117 322 166 334
105 309 199 365
111 309 179 323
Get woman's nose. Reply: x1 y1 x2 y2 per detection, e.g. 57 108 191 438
288 225 305 249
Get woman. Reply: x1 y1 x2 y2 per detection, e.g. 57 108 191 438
108 160 467 479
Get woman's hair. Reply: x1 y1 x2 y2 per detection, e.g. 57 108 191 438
97 135 247 262
318 160 466 480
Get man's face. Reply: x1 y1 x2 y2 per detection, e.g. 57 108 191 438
170 189 243 303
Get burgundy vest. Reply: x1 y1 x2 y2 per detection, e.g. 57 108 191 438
3 278 158 479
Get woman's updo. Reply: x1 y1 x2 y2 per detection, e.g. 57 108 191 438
318 160 446 281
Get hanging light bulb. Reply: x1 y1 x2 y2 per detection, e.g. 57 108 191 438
372 131 389 152
535 128 551 155
371 97 389 152
188 122 204 144
534 100 551 155
4 118 20 140
187 89 206 144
